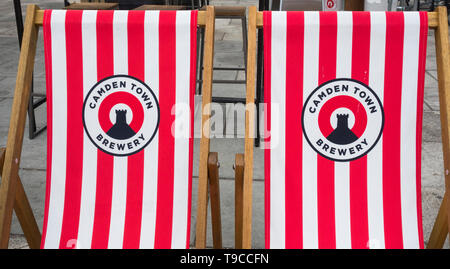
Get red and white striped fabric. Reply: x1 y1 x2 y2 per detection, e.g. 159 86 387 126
263 11 428 249
41 10 197 249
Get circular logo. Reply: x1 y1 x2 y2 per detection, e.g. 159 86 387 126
83 75 160 156
327 0 336 9
302 78 384 162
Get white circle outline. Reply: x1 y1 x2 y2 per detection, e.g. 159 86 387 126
301 78 384 162
82 74 160 157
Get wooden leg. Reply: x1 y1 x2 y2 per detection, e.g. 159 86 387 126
434 6 450 249
427 192 449 249
241 6 257 250
0 148 41 249
208 152 222 249
13 176 41 249
234 153 244 249
195 6 215 249
0 5 39 249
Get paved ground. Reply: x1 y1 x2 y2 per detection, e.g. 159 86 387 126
0 0 448 249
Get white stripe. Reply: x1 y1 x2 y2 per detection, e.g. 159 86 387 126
400 12 421 249
302 11 320 249
367 11 386 249
77 10 98 249
44 10 67 249
171 11 192 249
108 10 128 249
334 164 351 248
140 10 160 249
269 11 287 249
334 12 353 249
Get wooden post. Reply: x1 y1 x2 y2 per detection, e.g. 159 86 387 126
195 5 215 249
0 4 39 249
427 192 449 248
0 148 41 249
208 152 222 249
242 6 257 249
434 5 450 248
234 153 244 249
13 176 41 249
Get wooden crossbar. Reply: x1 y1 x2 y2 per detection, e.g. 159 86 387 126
33 10 208 26
255 10 440 28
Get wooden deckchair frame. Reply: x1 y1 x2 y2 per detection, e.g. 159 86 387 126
235 6 450 249
0 5 221 249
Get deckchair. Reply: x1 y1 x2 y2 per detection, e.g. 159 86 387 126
236 6 450 249
0 5 221 249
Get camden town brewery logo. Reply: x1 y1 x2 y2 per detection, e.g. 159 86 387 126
83 75 160 156
326 0 336 9
302 78 384 162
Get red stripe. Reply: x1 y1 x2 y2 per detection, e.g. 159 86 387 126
382 12 404 249
91 10 115 249
317 11 337 249
59 10 85 249
123 11 146 249
349 11 370 249
186 10 198 249
124 152 144 248
349 156 368 248
154 11 177 249
41 10 53 248
263 11 272 249
415 12 428 249
284 11 304 249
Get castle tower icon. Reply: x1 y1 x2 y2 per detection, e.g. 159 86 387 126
106 109 136 140
326 114 358 145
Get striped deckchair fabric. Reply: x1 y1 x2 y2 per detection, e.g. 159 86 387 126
263 11 428 249
0 5 219 249
41 9 197 249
